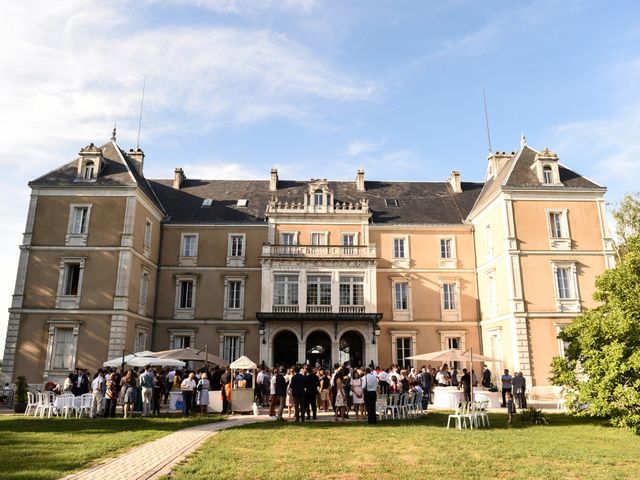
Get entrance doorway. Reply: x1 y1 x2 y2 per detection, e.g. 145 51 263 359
273 330 298 367
339 330 364 368
305 331 332 369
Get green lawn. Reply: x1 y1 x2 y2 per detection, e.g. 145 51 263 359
0 414 222 480
170 413 640 480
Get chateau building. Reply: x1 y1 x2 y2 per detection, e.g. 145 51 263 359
1 134 616 386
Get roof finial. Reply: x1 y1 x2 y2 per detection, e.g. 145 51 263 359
111 122 117 142
520 133 526 147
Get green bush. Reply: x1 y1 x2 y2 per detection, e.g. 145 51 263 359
520 407 549 425
15 376 28 404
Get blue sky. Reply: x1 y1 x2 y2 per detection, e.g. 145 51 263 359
1 0 640 353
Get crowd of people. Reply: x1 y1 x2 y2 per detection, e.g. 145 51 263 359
25 361 522 419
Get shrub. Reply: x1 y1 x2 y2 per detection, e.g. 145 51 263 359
520 407 549 425
15 376 28 404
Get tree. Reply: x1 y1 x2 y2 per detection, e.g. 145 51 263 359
612 192 640 259
550 234 640 434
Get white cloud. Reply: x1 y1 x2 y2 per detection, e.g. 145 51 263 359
161 0 319 14
345 139 384 156
552 104 640 198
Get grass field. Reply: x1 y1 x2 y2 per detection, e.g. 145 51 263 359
0 414 222 480
170 413 640 480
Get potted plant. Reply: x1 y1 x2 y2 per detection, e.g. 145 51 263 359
13 376 28 414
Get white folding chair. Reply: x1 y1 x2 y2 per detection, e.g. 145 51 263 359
413 391 424 416
386 394 400 419
398 393 409 419
24 391 38 416
60 393 77 418
37 392 55 418
77 393 94 418
33 392 45 417
477 400 490 427
376 394 389 419
405 392 416 418
447 401 470 430
464 401 478 429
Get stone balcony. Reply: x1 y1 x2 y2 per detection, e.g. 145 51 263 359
272 304 365 314
261 244 377 259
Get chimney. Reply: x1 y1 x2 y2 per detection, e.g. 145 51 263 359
356 169 365 192
173 168 185 189
448 170 462 193
270 168 278 191
487 151 512 179
128 148 145 175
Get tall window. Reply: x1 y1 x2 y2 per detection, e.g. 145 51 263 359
230 235 244 257
484 224 493 257
442 283 457 310
396 338 411 368
143 220 152 248
342 234 355 246
82 161 95 179
555 267 573 299
274 275 299 305
307 275 331 305
339 276 364 306
174 335 191 349
228 281 242 309
223 336 241 364
394 282 408 310
63 263 81 296
281 233 295 245
543 166 553 183
178 280 194 309
549 212 565 238
311 233 327 246
134 330 147 353
182 235 197 257
52 328 74 369
71 207 89 235
447 337 460 349
139 272 150 314
440 238 452 259
486 273 496 311
393 238 406 258
314 190 324 205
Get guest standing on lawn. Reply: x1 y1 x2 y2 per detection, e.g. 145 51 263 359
363 367 378 424
461 368 471 402
334 374 347 422
512 372 527 409
121 371 136 418
304 366 320 420
274 367 287 421
152 369 163 415
289 366 306 422
140 365 154 417
351 370 365 420
501 369 513 408
181 372 196 416
197 372 210 413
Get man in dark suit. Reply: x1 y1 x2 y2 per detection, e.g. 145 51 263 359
482 364 492 388
289 366 306 422
274 368 287 421
303 366 320 420
461 368 471 402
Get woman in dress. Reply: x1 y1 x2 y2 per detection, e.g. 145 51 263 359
285 368 294 418
351 370 365 420
334 375 346 421
197 372 210 413
121 371 137 418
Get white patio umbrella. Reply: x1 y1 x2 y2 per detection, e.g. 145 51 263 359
103 351 156 368
407 348 503 406
126 356 185 368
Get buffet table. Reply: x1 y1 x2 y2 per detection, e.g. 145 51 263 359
473 390 501 408
432 387 465 409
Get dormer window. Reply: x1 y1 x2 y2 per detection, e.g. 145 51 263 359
76 143 103 181
83 161 95 179
532 148 561 185
314 190 324 206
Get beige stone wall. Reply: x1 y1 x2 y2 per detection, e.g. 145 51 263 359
160 226 267 268
513 200 603 251
32 196 126 246
22 250 119 309
12 313 111 383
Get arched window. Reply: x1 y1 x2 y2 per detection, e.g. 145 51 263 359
542 166 553 184
83 161 95 179
314 190 324 206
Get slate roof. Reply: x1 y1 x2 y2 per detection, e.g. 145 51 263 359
469 145 604 217
30 141 604 226
150 178 485 225
30 141 165 213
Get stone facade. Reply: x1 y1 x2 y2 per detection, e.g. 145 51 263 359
1 137 615 386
